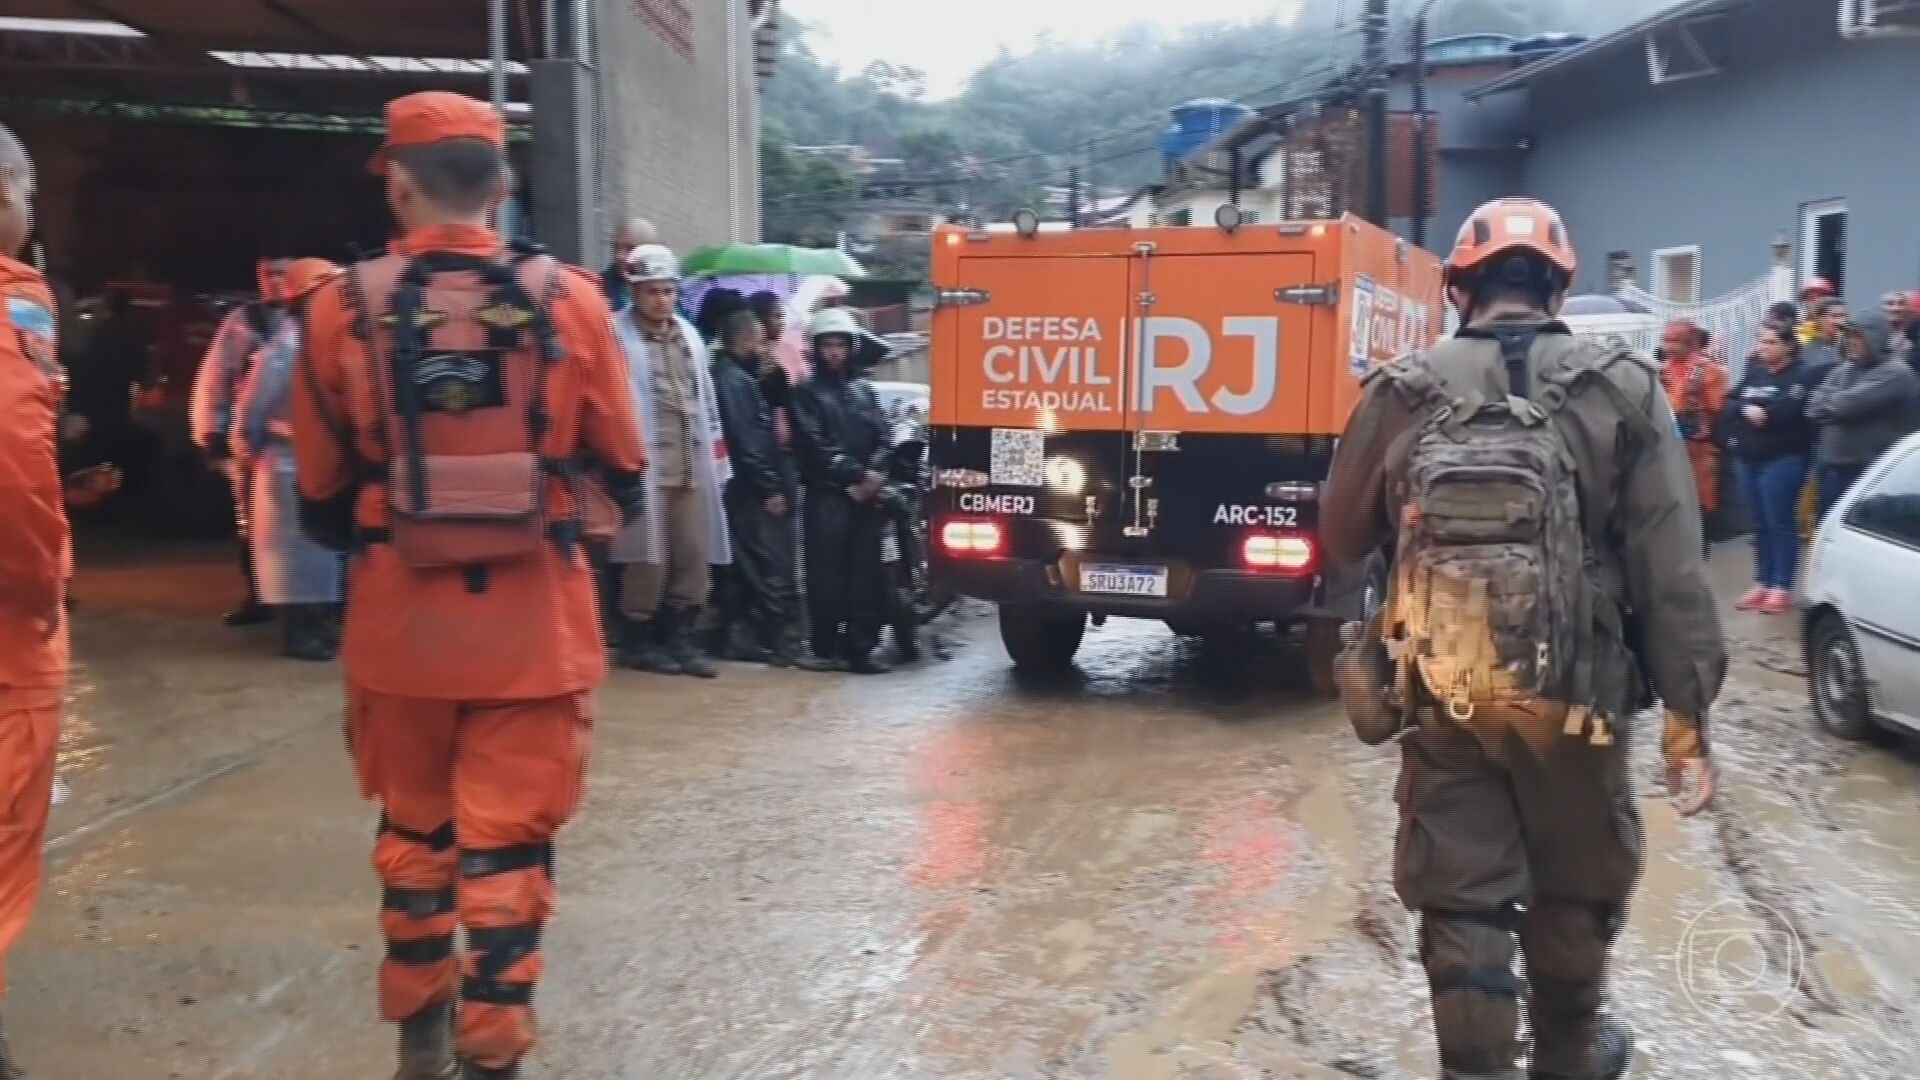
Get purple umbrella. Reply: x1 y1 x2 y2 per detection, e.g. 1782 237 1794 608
679 274 799 319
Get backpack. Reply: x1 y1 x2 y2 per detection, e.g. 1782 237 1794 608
1379 330 1647 729
341 247 582 572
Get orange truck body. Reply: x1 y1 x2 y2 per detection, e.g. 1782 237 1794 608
930 216 1444 436
925 216 1444 665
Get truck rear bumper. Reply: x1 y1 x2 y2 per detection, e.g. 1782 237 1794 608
940 557 1319 625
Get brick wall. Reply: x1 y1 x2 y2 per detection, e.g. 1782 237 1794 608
597 0 761 256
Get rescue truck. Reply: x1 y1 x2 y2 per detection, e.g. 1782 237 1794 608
927 213 1444 674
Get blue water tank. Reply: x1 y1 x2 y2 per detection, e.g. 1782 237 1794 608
1160 98 1253 167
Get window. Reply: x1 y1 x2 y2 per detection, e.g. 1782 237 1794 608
1163 207 1194 227
1801 198 1847 296
1846 445 1920 548
1651 245 1701 304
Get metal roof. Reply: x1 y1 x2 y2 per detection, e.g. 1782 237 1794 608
0 1 511 57
0 2 537 116
1465 0 1755 100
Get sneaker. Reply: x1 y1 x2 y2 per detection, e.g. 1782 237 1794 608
1759 588 1793 614
1735 586 1771 611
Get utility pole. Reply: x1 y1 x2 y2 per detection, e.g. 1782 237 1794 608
1411 0 1439 248
1361 0 1391 229
1068 162 1082 227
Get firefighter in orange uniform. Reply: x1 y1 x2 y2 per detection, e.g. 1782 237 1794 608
291 92 646 1080
0 122 63 1080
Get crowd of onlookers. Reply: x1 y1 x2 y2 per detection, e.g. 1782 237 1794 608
1664 281 1920 612
588 219 909 680
186 217 924 677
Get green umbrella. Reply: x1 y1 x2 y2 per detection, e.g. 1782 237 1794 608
681 243 865 279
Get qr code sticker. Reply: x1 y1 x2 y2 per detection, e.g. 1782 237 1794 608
990 428 1045 488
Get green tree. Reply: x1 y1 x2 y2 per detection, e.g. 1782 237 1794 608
761 130 861 246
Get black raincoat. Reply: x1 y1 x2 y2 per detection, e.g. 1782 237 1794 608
712 346 801 644
790 353 890 662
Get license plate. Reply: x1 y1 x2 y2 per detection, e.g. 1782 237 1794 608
1080 563 1169 598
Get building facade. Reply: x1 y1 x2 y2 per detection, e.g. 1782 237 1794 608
1472 0 1920 299
597 0 768 254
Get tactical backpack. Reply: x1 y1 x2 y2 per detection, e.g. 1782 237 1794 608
342 247 585 573
1379 330 1646 733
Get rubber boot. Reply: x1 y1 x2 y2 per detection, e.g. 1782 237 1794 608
1592 1018 1633 1080
620 616 682 675
666 606 720 679
846 636 892 675
774 627 840 672
723 620 772 664
225 537 272 627
1526 1017 1632 1080
0 1012 23 1080
281 605 340 662
392 1001 457 1080
459 1062 519 1080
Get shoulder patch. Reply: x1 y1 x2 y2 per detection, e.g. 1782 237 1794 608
6 292 60 381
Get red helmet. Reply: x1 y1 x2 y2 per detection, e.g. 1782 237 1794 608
1801 277 1836 300
1446 197 1577 281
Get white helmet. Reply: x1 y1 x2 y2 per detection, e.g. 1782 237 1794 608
623 244 680 284
809 306 862 341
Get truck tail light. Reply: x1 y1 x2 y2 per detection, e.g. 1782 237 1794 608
940 518 1005 557
1242 532 1318 576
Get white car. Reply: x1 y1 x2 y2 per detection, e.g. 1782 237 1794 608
1800 431 1920 738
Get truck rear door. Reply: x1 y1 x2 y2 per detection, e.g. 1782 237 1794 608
938 252 1136 566
1120 246 1324 569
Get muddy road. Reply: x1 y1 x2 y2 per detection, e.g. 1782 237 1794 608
14 546 1920 1078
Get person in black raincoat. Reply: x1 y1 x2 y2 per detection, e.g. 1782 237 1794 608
711 309 830 669
790 306 890 673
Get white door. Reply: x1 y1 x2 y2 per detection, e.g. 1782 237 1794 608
1834 448 1920 727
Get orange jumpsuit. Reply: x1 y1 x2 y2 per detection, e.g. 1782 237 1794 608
1661 353 1730 514
292 225 644 1069
0 254 68 1002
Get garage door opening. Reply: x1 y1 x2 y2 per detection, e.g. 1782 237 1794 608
8 106 390 537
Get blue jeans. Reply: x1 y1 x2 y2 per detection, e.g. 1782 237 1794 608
1819 463 1866 521
1738 455 1810 589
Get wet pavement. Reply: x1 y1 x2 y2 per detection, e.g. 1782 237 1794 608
13 541 1920 1078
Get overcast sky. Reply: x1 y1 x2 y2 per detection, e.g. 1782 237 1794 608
787 0 1304 100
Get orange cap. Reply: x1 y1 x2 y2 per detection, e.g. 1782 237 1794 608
1447 197 1577 280
282 259 343 300
369 91 505 175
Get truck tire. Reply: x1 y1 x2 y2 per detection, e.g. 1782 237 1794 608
999 605 1086 673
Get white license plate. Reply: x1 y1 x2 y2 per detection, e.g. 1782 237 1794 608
1080 564 1169 598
